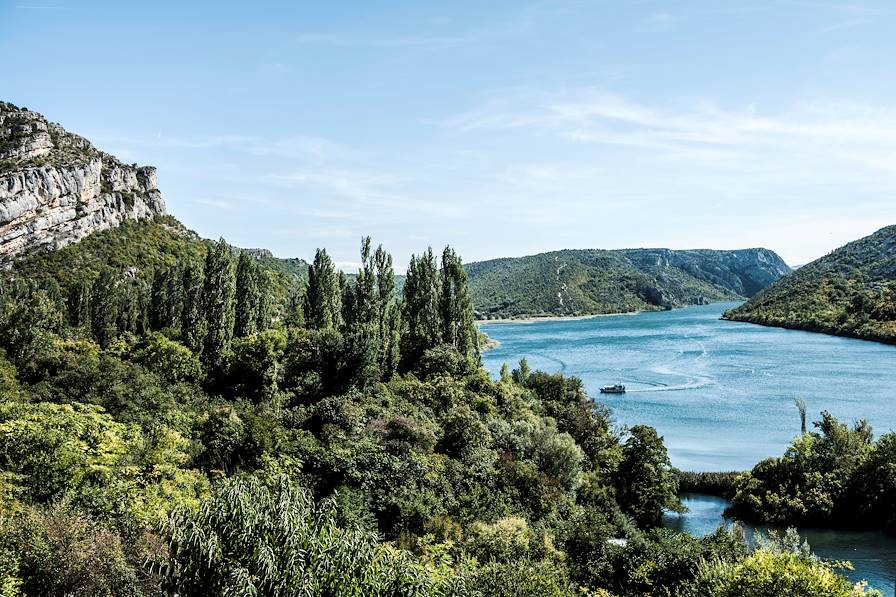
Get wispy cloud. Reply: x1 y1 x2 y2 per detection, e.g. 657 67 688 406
441 87 896 171
270 169 465 218
817 17 871 33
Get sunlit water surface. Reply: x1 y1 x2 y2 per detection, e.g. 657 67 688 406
481 302 896 471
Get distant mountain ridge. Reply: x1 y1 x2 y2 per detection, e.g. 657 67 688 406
0 101 165 259
724 225 896 344
1 101 792 322
466 247 790 319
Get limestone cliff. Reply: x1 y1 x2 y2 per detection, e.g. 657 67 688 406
0 101 165 260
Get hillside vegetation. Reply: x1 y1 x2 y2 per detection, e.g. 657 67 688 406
724 225 896 344
0 231 875 596
467 248 789 319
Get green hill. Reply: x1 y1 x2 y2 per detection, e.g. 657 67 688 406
3 215 307 312
723 225 896 344
466 247 790 319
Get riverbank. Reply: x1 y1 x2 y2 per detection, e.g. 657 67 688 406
476 310 645 325
665 493 896 596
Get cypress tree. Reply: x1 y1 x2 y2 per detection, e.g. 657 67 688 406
234 251 261 338
342 237 401 381
201 240 236 366
181 261 206 353
303 248 341 330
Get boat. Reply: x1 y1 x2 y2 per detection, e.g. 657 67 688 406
600 383 626 394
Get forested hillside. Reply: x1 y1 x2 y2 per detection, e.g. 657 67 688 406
0 234 873 596
466 247 789 320
724 225 896 344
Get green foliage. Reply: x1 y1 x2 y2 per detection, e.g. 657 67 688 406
676 471 742 498
304 248 342 330
685 529 880 597
160 475 447 596
402 248 442 363
201 239 236 367
0 226 871 596
0 503 164 597
725 225 896 344
728 411 895 532
466 248 788 319
615 426 683 527
0 401 207 526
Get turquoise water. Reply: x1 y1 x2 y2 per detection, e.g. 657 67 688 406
480 302 896 471
663 494 896 596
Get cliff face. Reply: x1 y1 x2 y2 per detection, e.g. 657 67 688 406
0 101 165 260
619 248 792 299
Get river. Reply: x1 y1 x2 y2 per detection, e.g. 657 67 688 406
480 302 896 471
479 302 896 594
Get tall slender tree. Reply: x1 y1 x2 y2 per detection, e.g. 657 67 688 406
256 270 272 331
90 271 119 347
181 261 205 353
303 248 341 330
201 240 237 366
67 279 92 329
234 251 261 338
150 264 183 331
374 243 401 378
439 246 478 359
400 248 441 366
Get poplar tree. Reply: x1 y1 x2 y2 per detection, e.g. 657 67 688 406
343 237 401 381
234 251 261 338
117 277 148 336
150 264 183 331
439 246 479 359
400 248 441 365
374 242 400 378
67 279 92 329
90 271 119 347
256 270 272 331
285 284 306 328
181 261 205 353
201 240 236 366
303 248 341 330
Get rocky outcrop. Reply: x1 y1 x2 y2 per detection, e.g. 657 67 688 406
0 101 165 260
619 248 791 298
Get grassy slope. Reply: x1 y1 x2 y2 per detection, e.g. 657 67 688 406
724 225 896 344
4 215 307 308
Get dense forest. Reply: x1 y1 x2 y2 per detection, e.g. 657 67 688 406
0 227 880 596
466 247 789 320
724 225 896 345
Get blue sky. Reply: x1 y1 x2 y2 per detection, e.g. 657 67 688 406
4 0 896 269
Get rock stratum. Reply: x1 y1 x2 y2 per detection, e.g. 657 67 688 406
466 247 790 319
0 101 165 260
